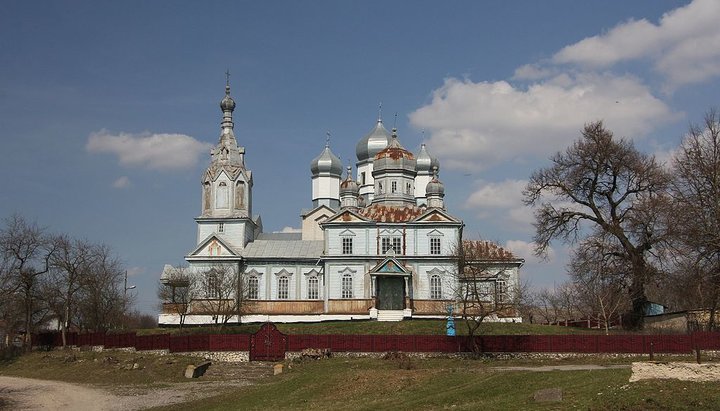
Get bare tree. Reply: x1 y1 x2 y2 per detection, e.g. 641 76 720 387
569 236 627 333
667 109 720 329
47 235 94 347
0 215 55 348
158 265 198 329
524 122 670 329
454 240 522 353
200 264 253 328
75 244 127 332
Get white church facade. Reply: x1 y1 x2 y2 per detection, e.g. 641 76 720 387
158 83 524 325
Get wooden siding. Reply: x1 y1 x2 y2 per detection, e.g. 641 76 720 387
244 300 324 314
413 299 451 315
327 299 374 314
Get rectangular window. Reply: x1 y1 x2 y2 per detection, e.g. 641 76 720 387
391 181 397 193
341 275 353 299
361 172 366 185
206 274 220 298
430 237 441 255
248 276 259 299
308 277 319 299
342 237 353 255
430 275 442 299
381 237 402 254
496 280 507 304
278 276 289 299
218 223 224 233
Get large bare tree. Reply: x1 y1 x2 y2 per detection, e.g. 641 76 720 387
200 264 253 328
524 122 670 329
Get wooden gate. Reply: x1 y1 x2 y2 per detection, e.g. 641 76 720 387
250 322 287 361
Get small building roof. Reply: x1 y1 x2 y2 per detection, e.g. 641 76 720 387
242 239 323 259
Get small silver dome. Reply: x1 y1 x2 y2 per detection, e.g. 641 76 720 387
415 143 439 173
311 144 343 176
220 85 236 111
356 119 392 162
340 166 359 195
426 167 445 196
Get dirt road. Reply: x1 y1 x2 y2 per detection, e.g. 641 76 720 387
0 375 250 410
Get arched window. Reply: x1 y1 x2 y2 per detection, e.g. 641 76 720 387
308 277 319 300
341 274 353 299
278 276 289 299
248 276 259 300
235 181 245 209
216 182 229 209
430 275 442 299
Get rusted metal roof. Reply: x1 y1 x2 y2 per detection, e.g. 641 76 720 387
463 240 516 260
358 204 424 222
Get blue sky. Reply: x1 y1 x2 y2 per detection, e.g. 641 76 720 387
2 0 718 314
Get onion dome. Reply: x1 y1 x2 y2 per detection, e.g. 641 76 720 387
340 166 359 196
374 128 415 162
220 84 236 112
311 142 343 177
356 118 392 162
415 143 440 173
426 166 445 197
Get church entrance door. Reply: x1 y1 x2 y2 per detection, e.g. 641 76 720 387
376 277 405 310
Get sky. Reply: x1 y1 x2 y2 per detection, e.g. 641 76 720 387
2 0 719 315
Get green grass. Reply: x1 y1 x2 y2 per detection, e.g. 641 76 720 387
151 357 720 410
0 350 205 386
137 320 599 336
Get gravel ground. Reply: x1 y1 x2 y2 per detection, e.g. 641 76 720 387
0 375 252 410
630 362 720 382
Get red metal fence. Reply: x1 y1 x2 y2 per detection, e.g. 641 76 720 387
32 327 720 358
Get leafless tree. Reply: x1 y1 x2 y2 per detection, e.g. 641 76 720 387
47 235 94 346
454 240 523 352
569 236 628 334
524 122 670 329
200 263 253 328
534 282 580 325
0 215 55 348
74 244 127 332
157 265 198 329
666 109 720 329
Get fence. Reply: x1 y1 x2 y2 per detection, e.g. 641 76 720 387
32 327 720 359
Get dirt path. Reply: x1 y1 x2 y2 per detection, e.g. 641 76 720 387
490 364 631 372
0 375 252 410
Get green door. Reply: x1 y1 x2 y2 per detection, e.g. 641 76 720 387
377 277 405 310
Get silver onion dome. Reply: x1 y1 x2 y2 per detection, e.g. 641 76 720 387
340 166 359 196
426 167 445 196
356 119 392 162
311 143 343 176
416 143 439 173
220 85 236 112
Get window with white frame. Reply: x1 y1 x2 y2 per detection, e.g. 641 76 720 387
430 275 442 299
391 181 397 193
496 279 507 304
278 276 289 299
308 276 319 299
381 236 402 254
205 272 220 298
247 276 259 299
430 237 441 255
342 237 353 255
341 274 353 298
218 223 224 233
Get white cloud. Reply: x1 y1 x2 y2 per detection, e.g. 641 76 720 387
552 0 720 89
126 266 145 277
277 226 301 233
86 130 212 170
463 179 534 229
410 74 675 171
112 176 131 189
505 239 555 264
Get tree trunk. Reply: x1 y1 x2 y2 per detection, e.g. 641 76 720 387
626 260 648 330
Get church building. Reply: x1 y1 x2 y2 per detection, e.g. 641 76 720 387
159 82 524 325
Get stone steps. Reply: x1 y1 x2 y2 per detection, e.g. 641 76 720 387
377 310 405 322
